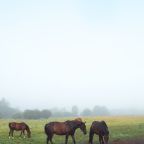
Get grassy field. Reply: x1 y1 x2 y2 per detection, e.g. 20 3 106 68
0 116 144 144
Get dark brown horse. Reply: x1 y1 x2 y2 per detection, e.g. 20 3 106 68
45 120 87 144
9 122 31 138
89 121 109 144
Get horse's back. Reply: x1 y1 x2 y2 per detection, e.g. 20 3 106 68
92 121 107 127
9 122 28 130
45 122 69 135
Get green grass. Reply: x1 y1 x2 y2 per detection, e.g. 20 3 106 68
0 116 144 144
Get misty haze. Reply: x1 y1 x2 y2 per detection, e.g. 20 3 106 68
1 1 144 144
0 1 144 117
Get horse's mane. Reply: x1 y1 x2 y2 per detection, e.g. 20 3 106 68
74 118 82 122
25 123 30 132
65 120 83 129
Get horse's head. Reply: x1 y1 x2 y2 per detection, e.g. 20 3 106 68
79 121 87 135
101 121 109 144
25 125 31 138
27 132 31 138
103 134 109 144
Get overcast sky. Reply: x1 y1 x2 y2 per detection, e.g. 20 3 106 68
0 0 144 110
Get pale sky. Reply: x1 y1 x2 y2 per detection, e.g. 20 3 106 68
0 0 144 110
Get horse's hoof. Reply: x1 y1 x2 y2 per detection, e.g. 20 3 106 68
8 137 11 139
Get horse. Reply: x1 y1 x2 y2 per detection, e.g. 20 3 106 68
89 121 109 144
44 120 87 144
9 122 31 139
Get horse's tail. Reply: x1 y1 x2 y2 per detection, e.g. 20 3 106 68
45 123 52 136
25 124 31 138
44 124 48 135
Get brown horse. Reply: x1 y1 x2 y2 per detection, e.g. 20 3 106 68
9 122 31 138
89 121 109 144
45 120 87 144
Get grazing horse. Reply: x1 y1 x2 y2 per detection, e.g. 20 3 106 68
89 121 109 144
45 120 87 144
9 122 31 138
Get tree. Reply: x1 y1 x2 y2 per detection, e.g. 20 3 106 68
92 106 110 116
0 98 19 118
23 109 41 119
12 112 23 119
72 106 79 116
40 109 51 118
81 108 92 116
23 109 52 119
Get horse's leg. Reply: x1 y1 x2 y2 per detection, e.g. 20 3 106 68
9 129 11 139
19 130 23 137
65 135 69 144
46 136 50 144
99 135 103 144
89 130 94 144
11 130 14 139
23 130 26 138
49 134 54 144
71 135 76 144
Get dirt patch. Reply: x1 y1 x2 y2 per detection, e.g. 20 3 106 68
112 138 144 144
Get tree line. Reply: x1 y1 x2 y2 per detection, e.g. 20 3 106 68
51 106 110 117
0 98 110 119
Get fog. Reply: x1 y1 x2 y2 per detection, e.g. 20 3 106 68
0 1 144 113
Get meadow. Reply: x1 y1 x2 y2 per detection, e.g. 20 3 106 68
0 116 144 144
